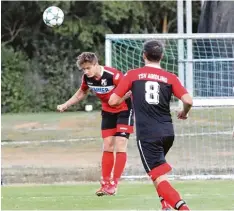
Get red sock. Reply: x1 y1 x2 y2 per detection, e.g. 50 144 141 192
113 152 127 184
101 151 114 181
157 181 189 210
158 195 171 209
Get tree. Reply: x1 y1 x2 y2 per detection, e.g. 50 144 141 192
1 1 201 113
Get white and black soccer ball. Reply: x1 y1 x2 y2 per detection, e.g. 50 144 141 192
43 6 64 27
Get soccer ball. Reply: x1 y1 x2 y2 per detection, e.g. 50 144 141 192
43 6 64 27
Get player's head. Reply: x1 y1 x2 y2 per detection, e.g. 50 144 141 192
77 52 99 77
143 40 164 63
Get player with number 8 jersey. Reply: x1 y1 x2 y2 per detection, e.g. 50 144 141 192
114 65 186 139
109 40 193 211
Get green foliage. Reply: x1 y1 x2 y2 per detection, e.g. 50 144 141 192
1 45 30 112
1 1 200 113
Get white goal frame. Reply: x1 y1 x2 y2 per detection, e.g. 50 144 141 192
105 33 234 107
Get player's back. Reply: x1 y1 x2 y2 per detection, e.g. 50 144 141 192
128 65 178 139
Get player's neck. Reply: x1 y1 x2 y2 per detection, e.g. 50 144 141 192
94 65 103 79
145 62 161 69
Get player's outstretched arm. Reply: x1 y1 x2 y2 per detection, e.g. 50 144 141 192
57 88 88 112
177 93 193 120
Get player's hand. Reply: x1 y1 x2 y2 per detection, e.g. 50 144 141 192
177 110 188 120
124 91 132 99
57 103 68 112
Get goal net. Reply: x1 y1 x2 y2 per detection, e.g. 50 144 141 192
105 33 234 179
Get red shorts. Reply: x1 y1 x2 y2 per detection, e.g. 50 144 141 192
101 109 134 139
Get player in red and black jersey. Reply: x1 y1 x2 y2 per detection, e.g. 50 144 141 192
57 52 134 196
109 40 193 210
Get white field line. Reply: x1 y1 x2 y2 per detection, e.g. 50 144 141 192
1 131 232 146
122 174 234 180
2 210 234 211
2 193 234 200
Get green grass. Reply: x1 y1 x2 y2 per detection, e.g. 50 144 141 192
2 181 234 210
1 108 234 142
2 109 234 181
1 112 102 141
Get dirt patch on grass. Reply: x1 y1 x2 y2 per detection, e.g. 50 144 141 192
2 144 103 184
58 119 80 129
217 151 234 156
2 145 101 168
14 122 41 129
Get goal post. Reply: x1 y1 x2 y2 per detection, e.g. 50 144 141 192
105 33 234 107
105 33 234 179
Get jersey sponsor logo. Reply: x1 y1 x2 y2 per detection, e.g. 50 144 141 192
89 85 114 94
101 79 107 86
120 127 127 130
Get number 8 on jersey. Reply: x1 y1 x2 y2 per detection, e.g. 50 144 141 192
145 81 160 105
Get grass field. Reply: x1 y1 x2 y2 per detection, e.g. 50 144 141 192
2 109 234 184
1 109 234 142
1 109 234 210
2 181 234 210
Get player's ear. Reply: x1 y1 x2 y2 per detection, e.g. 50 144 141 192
160 53 164 60
143 52 147 61
94 61 99 68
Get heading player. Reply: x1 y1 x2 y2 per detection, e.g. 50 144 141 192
109 40 193 210
57 52 134 196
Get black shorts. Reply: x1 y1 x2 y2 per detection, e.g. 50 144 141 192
101 109 134 138
137 136 174 173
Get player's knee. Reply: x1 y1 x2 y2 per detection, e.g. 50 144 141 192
155 175 168 186
115 136 128 152
148 163 172 182
103 143 114 151
103 137 115 151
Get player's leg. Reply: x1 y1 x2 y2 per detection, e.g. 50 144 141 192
102 133 129 196
113 133 129 185
136 138 171 210
138 136 190 210
113 109 134 184
157 136 175 209
102 136 115 181
103 109 134 195
155 175 189 211
155 137 189 210
96 111 117 196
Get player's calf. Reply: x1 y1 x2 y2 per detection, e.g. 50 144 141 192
159 196 172 211
149 165 190 211
113 136 128 185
